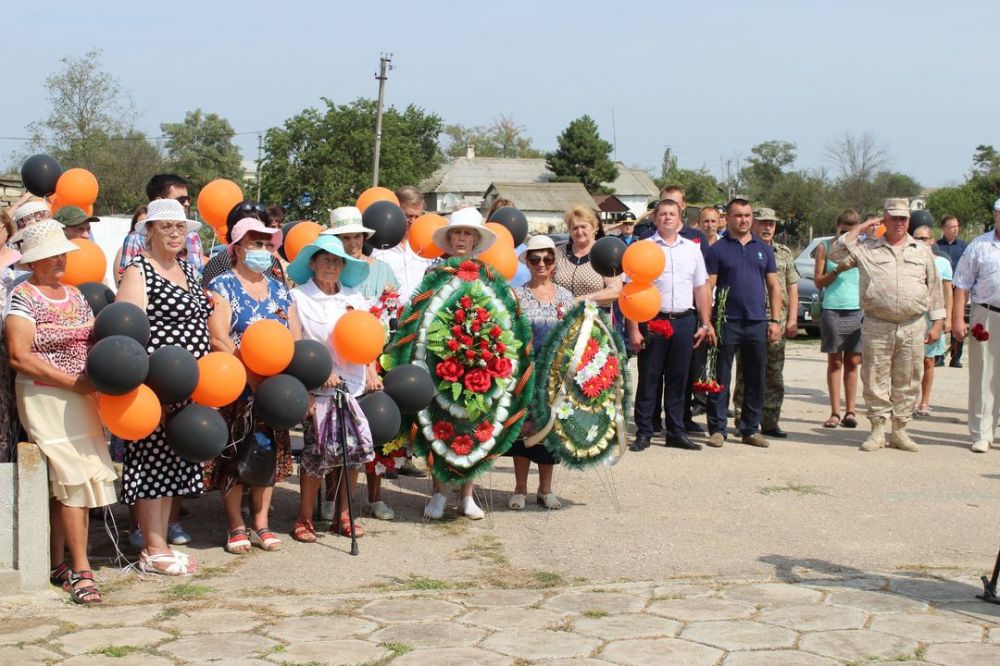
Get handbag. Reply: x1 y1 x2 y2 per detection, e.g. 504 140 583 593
234 430 277 487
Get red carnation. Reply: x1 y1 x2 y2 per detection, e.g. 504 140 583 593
454 309 466 324
481 350 495 361
474 421 494 443
460 334 474 346
487 356 513 379
436 358 465 383
457 260 479 281
478 339 489 349
460 296 472 309
463 368 492 393
451 435 474 456
472 322 481 332
477 307 490 322
693 236 701 244
495 342 507 353
490 325 502 338
451 325 462 335
465 349 477 360
433 421 455 441
446 339 460 352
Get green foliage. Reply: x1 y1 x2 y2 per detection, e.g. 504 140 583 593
441 114 542 158
260 98 443 219
657 163 723 205
742 140 797 201
546 115 619 194
926 184 992 234
161 109 244 193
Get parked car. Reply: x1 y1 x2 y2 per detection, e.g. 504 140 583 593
793 236 833 337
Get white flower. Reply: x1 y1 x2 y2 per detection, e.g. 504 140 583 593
374 462 386 476
556 402 573 420
586 425 599 440
605 403 616 418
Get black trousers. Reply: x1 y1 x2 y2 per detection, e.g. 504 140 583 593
707 319 767 437
633 313 696 438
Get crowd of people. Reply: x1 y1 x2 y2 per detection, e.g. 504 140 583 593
1 173 997 606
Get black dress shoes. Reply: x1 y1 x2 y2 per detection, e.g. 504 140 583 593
629 435 652 452
665 435 702 451
761 426 788 439
684 420 705 433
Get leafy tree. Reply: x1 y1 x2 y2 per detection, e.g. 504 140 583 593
260 98 443 219
971 144 1000 176
870 171 921 201
743 140 797 202
86 131 164 213
927 184 993 235
441 115 542 159
655 159 723 205
161 109 244 193
769 171 838 236
546 115 618 194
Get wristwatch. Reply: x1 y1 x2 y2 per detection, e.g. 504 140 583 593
768 319 779 324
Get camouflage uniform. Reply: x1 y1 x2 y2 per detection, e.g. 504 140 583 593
734 242 799 430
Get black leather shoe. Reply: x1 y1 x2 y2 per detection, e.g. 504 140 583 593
684 420 705 433
652 424 663 435
397 459 427 478
762 427 788 439
665 435 702 451
629 436 651 452
949 361 963 368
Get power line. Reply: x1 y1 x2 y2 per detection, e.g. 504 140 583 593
0 129 272 142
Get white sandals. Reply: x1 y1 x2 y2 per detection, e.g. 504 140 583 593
537 493 562 510
139 549 194 576
508 493 526 510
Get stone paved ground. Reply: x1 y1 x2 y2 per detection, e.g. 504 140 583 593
3 340 1000 665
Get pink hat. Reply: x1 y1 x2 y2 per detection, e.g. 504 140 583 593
229 217 283 249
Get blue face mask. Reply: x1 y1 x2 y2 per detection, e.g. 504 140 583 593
244 249 272 273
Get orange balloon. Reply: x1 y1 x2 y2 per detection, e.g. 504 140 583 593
408 214 446 259
48 193 60 214
618 281 662 322
479 243 518 281
62 239 107 285
356 187 399 213
240 319 294 376
55 168 99 207
191 352 248 407
284 221 323 262
485 222 514 249
84 204 94 216
332 310 385 364
98 386 161 440
197 179 243 229
622 240 665 283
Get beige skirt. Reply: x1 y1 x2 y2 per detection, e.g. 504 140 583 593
15 382 118 508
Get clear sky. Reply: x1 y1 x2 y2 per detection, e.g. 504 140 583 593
3 0 997 187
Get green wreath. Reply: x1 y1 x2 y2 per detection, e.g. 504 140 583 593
380 257 535 483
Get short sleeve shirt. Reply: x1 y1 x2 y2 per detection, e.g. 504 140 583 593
208 271 292 347
643 234 708 313
705 233 777 321
952 230 1000 307
6 282 93 377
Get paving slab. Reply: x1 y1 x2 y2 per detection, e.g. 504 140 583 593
825 589 930 614
157 607 267 634
46 604 165 627
458 606 566 630
797 628 919 661
870 611 986 643
480 628 600 660
369 620 486 648
392 646 513 666
723 651 840 666
159 633 280 661
543 590 648 614
265 639 388 665
574 613 681 640
0 622 58 645
939 600 1000 625
455 588 545 607
264 595 358 616
798 576 890 591
360 597 463 622
680 619 798 650
60 656 174 666
53 627 171 656
599 637 723 666
758 603 867 631
651 583 719 599
648 597 755 621
0 644 62 665
722 582 824 606
922 642 1000 666
265 615 378 642
888 576 981 602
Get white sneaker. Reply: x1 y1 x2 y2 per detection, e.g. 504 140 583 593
371 500 395 520
971 440 990 453
321 501 335 521
423 493 447 520
458 495 485 520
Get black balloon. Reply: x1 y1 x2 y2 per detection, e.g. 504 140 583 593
166 404 229 463
359 391 401 446
146 346 200 404
590 236 628 277
283 340 333 391
489 207 529 246
77 282 115 316
94 302 151 345
362 201 407 249
278 220 302 260
255 374 309 430
86 335 149 396
20 154 62 197
382 364 436 415
908 209 934 236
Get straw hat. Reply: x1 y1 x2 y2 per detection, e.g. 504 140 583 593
18 219 80 264
139 199 201 235
431 207 496 255
324 206 374 238
518 234 556 263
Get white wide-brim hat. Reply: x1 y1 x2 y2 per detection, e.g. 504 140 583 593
324 206 375 238
432 207 496 256
18 219 80 264
518 234 556 263
140 199 201 235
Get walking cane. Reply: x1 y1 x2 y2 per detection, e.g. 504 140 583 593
335 386 359 556
977 548 1000 604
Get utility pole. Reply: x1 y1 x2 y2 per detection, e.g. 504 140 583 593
611 107 617 161
372 53 393 187
255 133 263 201
661 146 672 181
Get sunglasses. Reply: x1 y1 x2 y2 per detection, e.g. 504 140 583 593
174 195 192 206
913 235 932 241
244 239 276 251
527 254 555 266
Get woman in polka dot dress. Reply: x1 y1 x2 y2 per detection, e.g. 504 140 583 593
115 200 211 576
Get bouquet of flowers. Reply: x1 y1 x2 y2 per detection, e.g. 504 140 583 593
369 285 403 332
646 319 674 340
972 322 990 342
693 287 728 395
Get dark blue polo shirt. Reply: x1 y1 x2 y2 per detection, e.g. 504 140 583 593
935 237 967 272
705 233 777 321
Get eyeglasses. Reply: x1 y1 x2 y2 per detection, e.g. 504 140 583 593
244 239 276 251
174 195 192 206
913 235 932 241
154 222 187 235
527 254 555 266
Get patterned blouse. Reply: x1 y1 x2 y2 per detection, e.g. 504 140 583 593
6 282 94 377
514 284 575 352
553 242 606 299
208 271 292 347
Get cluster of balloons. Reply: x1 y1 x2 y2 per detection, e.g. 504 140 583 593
359 364 437 445
20 155 99 216
618 241 665 322
478 208 529 280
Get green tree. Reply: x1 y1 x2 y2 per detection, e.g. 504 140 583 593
260 98 443 219
441 115 542 159
769 171 838 236
546 115 618 194
742 140 797 201
161 109 244 193
86 131 164 213
826 131 890 214
926 184 992 235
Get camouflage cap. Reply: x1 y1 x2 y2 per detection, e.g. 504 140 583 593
53 205 99 227
753 207 779 222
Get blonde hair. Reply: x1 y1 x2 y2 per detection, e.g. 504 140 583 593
564 205 599 231
395 185 424 208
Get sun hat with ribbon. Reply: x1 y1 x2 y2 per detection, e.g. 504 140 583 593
286 233 370 288
18 219 80 264
323 206 374 238
140 199 201 235
518 234 556 263
431 207 496 256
